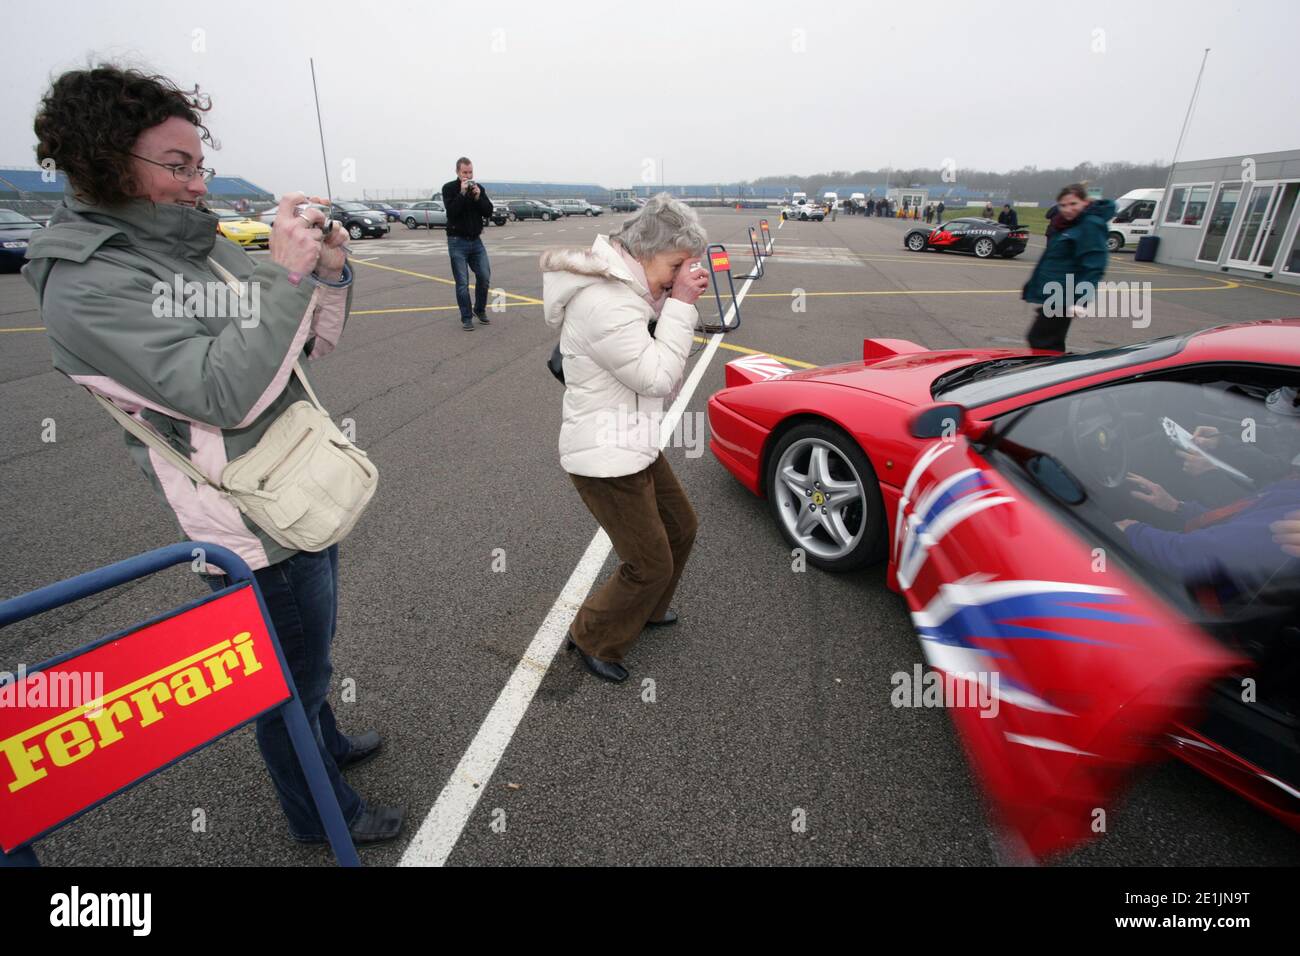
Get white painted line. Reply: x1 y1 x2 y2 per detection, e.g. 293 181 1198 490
398 232 766 868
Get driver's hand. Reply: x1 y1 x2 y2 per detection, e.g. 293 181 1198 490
1272 511 1300 557
1115 518 1138 531
1127 473 1179 512
1177 449 1216 477
1191 425 1221 450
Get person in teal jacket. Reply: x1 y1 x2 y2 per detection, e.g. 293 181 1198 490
1022 184 1116 352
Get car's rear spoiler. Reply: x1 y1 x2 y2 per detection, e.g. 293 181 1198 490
724 353 793 387
863 338 926 362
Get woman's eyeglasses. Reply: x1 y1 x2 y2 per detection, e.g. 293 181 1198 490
129 153 216 183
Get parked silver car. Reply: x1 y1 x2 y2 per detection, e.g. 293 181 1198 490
551 198 604 217
402 200 447 229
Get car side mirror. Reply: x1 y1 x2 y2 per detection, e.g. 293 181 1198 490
909 403 967 439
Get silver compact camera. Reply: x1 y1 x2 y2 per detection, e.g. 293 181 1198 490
294 202 335 237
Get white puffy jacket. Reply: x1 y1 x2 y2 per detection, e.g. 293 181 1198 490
542 235 699 477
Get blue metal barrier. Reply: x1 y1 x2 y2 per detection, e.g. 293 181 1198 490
0 542 361 867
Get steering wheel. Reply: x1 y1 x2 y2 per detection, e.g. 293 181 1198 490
1067 391 1129 488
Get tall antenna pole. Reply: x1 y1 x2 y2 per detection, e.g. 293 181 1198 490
310 58 333 199
1159 48 1210 225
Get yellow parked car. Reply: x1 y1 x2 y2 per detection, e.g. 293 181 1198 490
212 207 271 249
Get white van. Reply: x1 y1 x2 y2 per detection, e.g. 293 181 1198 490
823 191 839 209
1107 188 1164 252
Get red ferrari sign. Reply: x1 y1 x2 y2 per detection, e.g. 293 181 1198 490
710 251 731 272
0 584 290 851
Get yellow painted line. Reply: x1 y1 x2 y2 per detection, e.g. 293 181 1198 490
350 257 543 305
743 277 1240 298
0 326 45 333
353 301 540 316
692 336 817 368
1232 278 1300 298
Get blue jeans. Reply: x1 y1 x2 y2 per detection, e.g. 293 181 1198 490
205 544 364 839
448 235 491 322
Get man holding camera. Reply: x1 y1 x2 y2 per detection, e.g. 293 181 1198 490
441 157 494 331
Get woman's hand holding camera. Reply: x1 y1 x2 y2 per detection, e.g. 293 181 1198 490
270 191 343 278
670 257 708 305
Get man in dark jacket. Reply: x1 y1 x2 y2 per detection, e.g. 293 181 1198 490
998 204 1019 228
1022 185 1116 352
441 157 494 331
935 200 945 220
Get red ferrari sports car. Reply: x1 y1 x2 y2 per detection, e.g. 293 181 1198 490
708 322 1300 861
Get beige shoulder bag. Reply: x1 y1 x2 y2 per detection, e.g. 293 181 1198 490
89 257 378 552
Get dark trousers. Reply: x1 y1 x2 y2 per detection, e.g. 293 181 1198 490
1026 306 1072 352
568 453 698 663
205 544 364 839
448 235 490 322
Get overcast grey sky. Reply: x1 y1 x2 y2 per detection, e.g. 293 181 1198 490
3 0 1297 196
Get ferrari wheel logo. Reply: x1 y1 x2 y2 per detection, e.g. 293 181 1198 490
812 491 826 506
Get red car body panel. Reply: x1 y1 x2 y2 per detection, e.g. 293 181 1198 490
707 321 1300 858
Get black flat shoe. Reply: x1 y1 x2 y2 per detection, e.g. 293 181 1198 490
566 634 629 683
292 804 406 846
646 609 678 627
336 730 383 772
476 313 491 325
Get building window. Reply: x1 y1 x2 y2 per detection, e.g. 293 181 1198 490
1163 183 1213 227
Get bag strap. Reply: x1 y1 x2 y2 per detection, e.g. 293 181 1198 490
206 255 324 413
89 390 218 489
85 255 329 489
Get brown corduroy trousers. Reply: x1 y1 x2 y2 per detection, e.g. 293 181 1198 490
568 453 698 663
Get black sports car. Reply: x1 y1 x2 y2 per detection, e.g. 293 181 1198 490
903 217 1029 259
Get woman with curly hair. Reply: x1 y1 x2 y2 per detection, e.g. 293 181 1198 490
23 64 403 847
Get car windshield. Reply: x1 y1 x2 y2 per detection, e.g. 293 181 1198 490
932 334 1190 407
984 368 1300 613
213 209 242 220
338 202 368 211
0 210 35 225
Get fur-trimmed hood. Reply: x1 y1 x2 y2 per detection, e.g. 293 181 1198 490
540 234 646 329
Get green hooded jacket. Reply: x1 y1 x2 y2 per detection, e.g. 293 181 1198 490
23 195 354 570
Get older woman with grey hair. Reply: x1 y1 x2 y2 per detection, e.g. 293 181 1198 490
540 194 710 682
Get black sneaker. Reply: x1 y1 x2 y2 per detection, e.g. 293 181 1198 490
461 320 475 331
475 313 491 325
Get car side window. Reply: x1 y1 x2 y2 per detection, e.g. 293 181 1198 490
987 366 1300 608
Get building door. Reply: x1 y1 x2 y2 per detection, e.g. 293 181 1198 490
1227 180 1300 270
1196 181 1242 263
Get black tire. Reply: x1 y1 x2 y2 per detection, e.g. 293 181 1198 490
764 420 886 572
541 212 552 221
905 232 927 252
973 237 996 258
404 217 419 229
1107 232 1124 252
348 223 364 241
585 209 594 216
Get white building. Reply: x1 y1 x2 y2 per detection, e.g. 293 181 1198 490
1154 148 1300 287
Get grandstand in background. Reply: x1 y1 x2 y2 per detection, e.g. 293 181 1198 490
0 167 273 221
